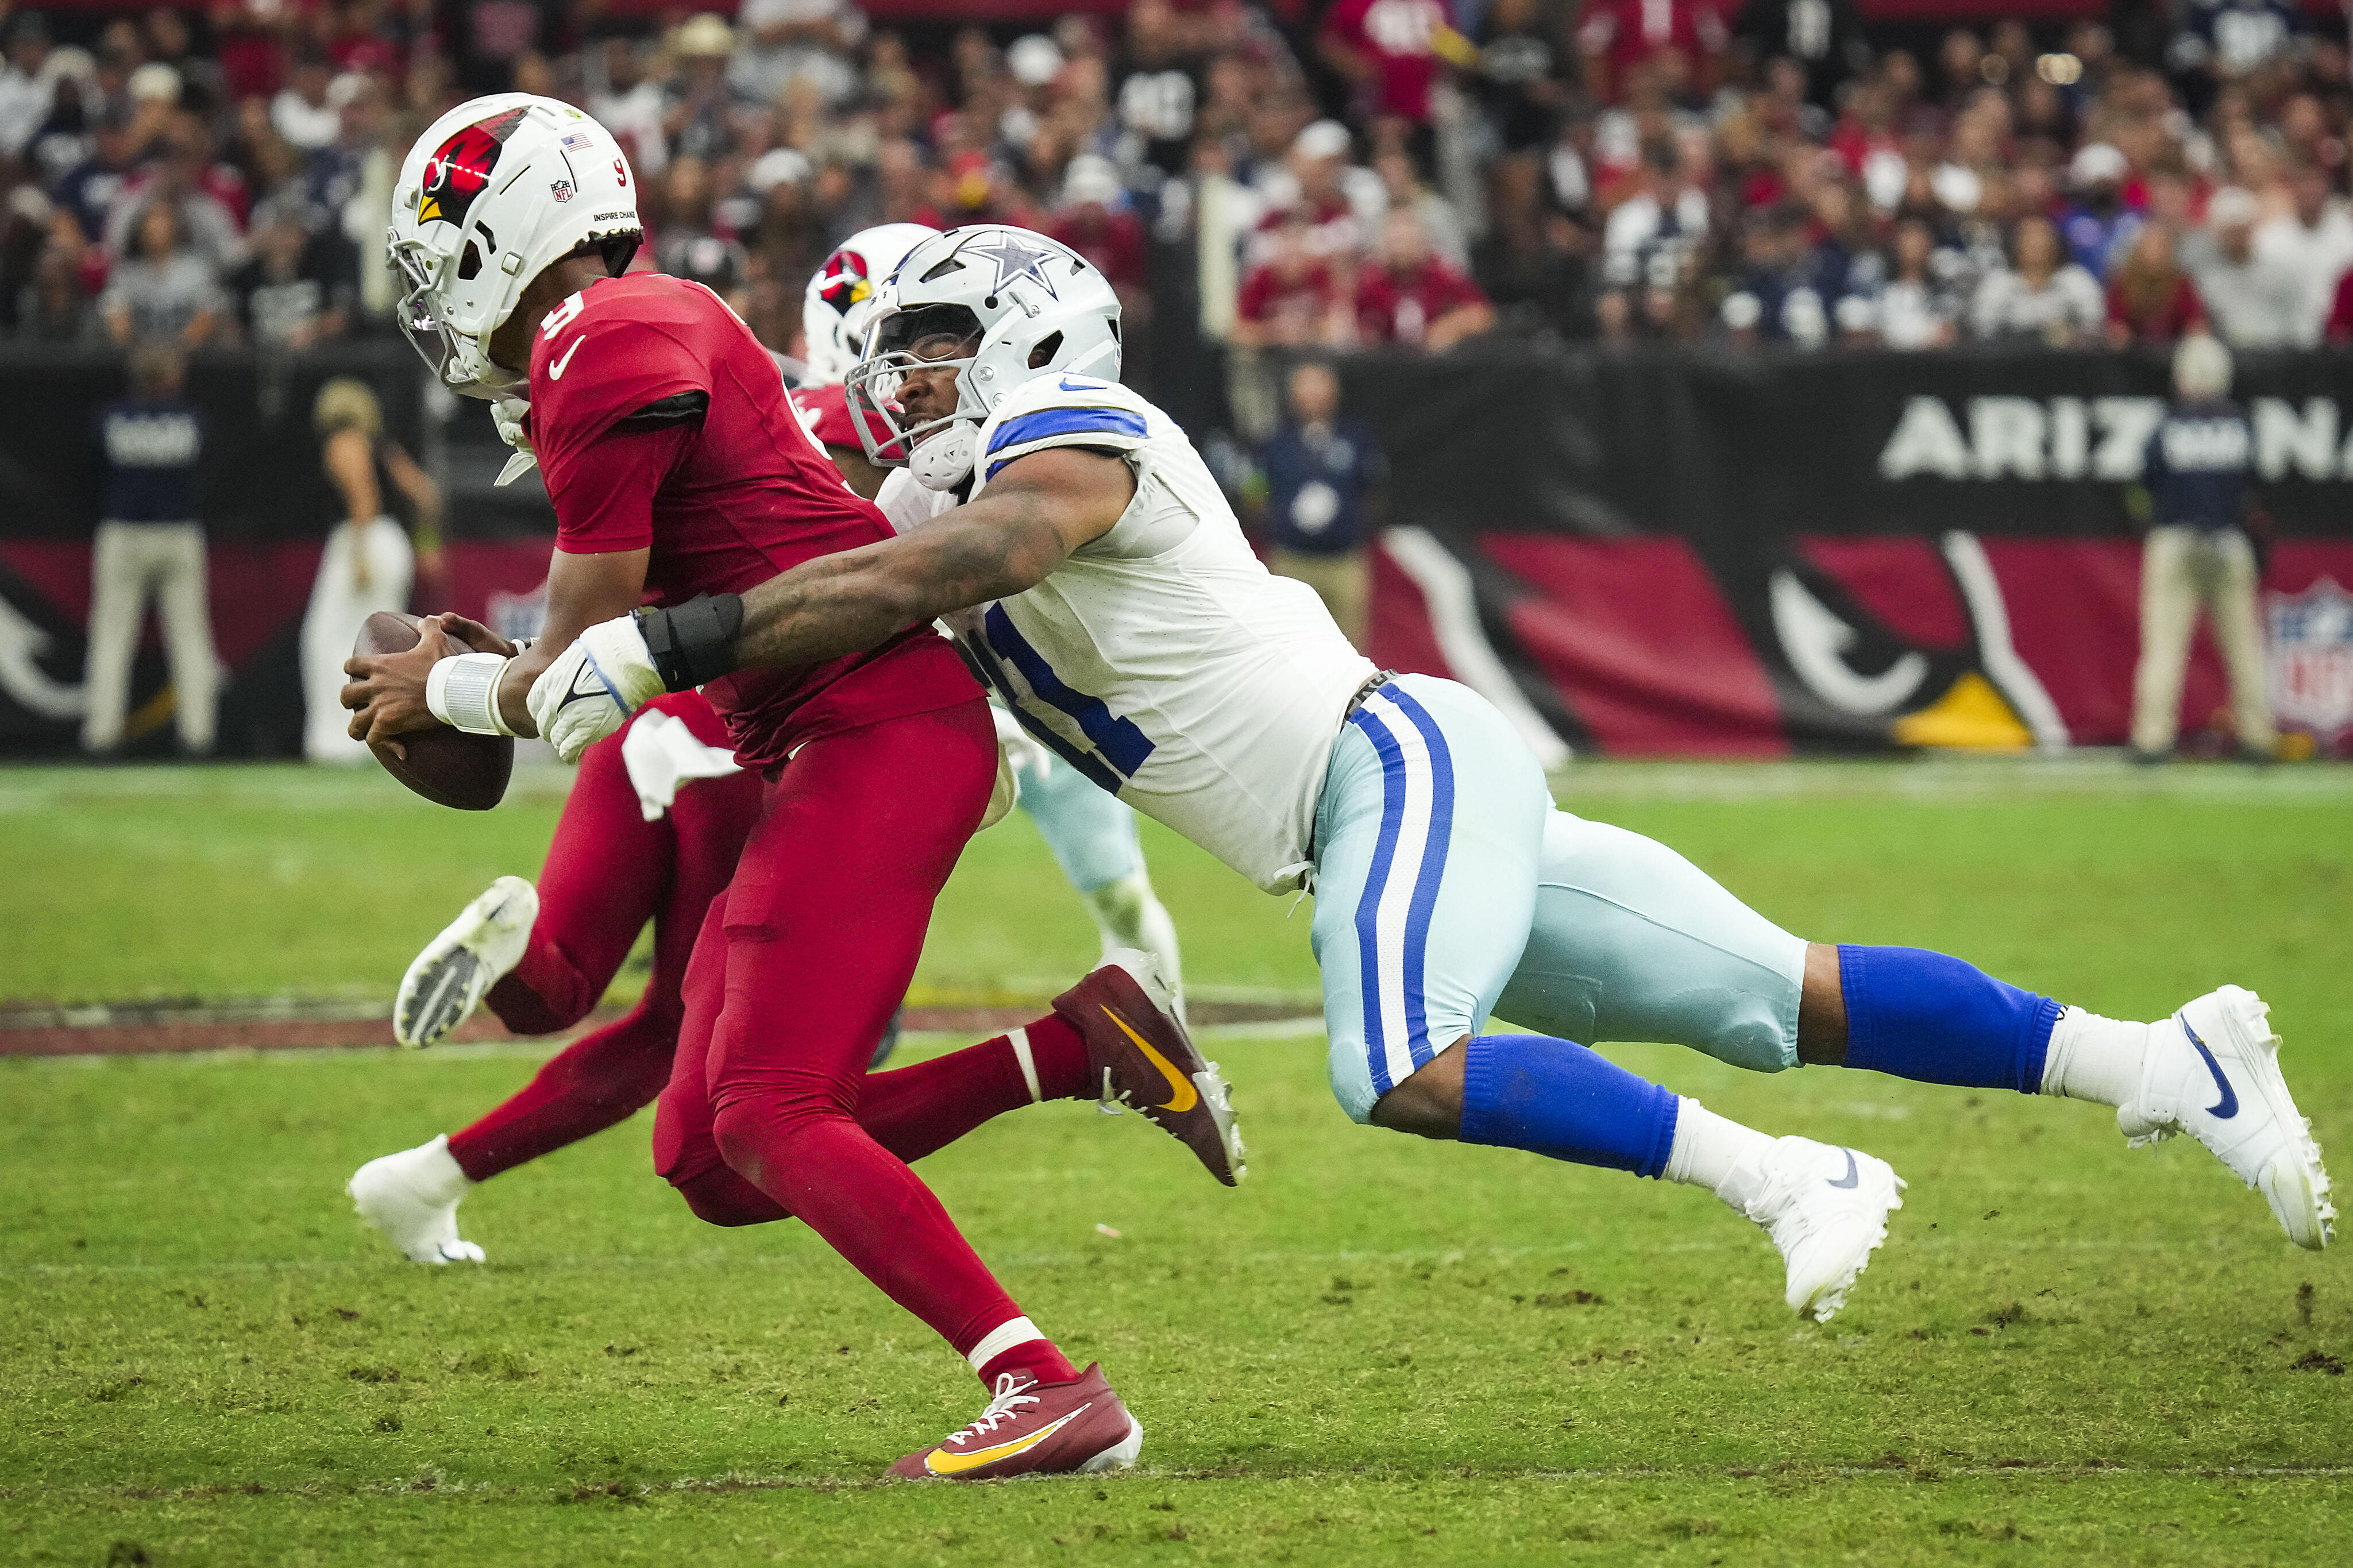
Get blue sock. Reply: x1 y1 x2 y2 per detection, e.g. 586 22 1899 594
1457 1034 1680 1178
1837 945 2061 1095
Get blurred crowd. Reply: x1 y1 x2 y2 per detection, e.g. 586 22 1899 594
5 0 2353 371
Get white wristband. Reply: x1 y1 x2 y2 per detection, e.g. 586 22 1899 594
426 652 516 736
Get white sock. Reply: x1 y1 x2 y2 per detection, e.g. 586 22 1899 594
1662 1098 1776 1213
411 1134 475 1203
2039 1007 2148 1107
1083 872 1186 1024
965 1315 1044 1374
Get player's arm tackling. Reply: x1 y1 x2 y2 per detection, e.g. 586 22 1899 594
341 545 649 750
736 447 1132 668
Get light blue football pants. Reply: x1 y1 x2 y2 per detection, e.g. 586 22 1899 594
1017 746 1144 894
1314 675 1806 1123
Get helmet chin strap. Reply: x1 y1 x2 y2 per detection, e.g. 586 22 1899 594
911 422 978 491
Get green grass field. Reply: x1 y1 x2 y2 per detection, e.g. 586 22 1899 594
3 759 2350 1565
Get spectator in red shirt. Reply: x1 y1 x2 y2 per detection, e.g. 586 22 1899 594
1356 208 1494 349
2324 265 2353 343
2105 224 2208 346
1577 0 1730 105
1317 0 1457 129
1233 208 1352 349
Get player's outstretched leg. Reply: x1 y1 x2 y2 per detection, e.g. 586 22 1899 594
1315 677 1903 1322
393 876 538 1048
851 949 1244 1185
347 1135 484 1264
1820 947 2333 1250
1496 810 2332 1250
1375 1037 1901 1323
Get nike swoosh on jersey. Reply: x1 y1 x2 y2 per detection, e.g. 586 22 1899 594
1828 1149 1860 1189
1102 1006 1198 1113
924 1405 1089 1476
547 338 584 380
2181 1018 2240 1119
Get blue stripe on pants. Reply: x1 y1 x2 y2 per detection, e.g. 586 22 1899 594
1346 686 1459 1098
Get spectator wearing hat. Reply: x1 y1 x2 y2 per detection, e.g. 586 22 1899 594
664 14 746 165
2193 186 2307 348
2254 162 2353 345
2130 335 2275 764
1047 153 1149 317
1258 360 1386 651
1970 215 2104 347
1252 119 1385 268
1356 207 1492 350
82 340 218 756
2058 142 2141 278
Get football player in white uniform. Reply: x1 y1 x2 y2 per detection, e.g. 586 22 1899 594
797 226 1188 1006
546 226 2332 1326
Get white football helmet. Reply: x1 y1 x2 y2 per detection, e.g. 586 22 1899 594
387 95 643 398
801 222 938 386
844 225 1121 486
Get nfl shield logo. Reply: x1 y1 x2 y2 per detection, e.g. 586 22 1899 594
550 179 573 203
2267 577 2353 747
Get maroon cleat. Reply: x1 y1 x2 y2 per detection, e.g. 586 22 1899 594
1052 949 1245 1186
887 1364 1143 1481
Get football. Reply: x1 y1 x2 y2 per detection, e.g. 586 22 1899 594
353 611 513 811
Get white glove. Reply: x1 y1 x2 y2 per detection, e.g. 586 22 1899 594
527 615 667 763
493 397 537 487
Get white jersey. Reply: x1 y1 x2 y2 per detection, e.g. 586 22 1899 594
875 373 1374 891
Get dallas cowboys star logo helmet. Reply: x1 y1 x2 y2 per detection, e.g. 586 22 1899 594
843 223 1124 481
951 227 1066 300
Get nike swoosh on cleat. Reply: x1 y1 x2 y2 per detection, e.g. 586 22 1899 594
1101 1006 1198 1113
1828 1150 1860 1189
924 1405 1089 1476
2181 1017 2240 1119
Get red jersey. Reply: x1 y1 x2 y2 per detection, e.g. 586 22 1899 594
529 272 975 768
1355 258 1487 346
788 380 861 449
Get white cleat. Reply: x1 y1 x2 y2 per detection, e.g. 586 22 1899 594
348 1135 484 1264
2118 986 2334 1250
394 875 538 1048
1738 1137 1904 1323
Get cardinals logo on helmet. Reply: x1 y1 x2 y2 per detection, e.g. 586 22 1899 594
416 107 528 227
815 248 874 317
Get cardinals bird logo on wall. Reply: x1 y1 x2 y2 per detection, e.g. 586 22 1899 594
416 107 528 227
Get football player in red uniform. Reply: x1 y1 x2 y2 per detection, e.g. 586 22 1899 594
348 690 763 1264
342 95 1241 1480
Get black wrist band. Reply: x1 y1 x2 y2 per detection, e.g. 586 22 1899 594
635 593 745 692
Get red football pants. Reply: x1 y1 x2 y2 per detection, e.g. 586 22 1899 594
653 697 1032 1359
446 694 763 1184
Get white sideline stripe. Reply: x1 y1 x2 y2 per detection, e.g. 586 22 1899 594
1380 528 1572 769
1942 531 2070 752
